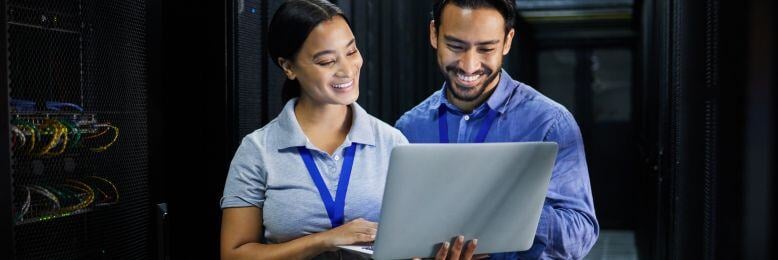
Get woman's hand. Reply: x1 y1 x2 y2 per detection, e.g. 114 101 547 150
318 218 378 248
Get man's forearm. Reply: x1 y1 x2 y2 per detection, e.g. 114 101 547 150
537 205 599 259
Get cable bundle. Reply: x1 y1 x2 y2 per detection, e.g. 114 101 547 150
9 100 120 156
14 176 120 224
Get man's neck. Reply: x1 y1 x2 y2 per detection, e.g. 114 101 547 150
447 73 501 113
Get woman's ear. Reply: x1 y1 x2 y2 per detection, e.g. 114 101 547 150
278 58 296 80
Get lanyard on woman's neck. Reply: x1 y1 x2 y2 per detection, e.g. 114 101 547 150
438 105 499 143
297 143 358 228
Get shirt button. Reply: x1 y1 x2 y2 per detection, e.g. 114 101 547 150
333 155 341 161
463 115 470 121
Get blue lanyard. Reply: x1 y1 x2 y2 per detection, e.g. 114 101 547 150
298 143 358 228
438 105 499 143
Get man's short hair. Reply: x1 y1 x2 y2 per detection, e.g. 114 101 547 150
431 0 516 35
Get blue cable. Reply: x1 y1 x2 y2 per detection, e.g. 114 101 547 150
10 99 36 112
45 101 84 112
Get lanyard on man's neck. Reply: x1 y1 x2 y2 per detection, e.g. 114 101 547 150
438 105 499 143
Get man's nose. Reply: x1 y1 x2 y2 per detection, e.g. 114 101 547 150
458 50 481 75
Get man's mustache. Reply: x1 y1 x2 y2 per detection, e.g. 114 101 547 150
445 64 493 77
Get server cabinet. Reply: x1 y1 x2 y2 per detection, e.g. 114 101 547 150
636 0 769 259
2 0 154 259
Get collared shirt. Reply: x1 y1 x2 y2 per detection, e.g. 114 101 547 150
395 70 599 259
221 98 408 244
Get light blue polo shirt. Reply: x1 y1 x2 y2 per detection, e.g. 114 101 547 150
221 98 408 243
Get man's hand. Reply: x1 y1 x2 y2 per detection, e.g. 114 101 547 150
413 235 488 260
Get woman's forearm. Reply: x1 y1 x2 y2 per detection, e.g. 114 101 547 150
223 232 331 260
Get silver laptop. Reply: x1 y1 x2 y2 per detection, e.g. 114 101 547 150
339 142 557 259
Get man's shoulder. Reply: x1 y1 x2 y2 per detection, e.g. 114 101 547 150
394 90 443 129
507 81 572 123
510 82 582 144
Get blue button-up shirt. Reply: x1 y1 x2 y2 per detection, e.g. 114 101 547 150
395 70 599 259
221 98 408 244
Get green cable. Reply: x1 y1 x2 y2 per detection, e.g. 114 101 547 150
58 119 81 148
40 185 75 208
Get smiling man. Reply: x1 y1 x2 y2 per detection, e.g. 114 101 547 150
395 0 599 259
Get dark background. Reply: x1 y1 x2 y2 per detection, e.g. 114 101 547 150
2 0 775 259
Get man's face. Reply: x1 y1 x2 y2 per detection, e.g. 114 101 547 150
430 4 515 102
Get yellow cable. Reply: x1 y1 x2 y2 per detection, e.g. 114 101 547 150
89 176 119 203
37 120 67 156
90 125 119 153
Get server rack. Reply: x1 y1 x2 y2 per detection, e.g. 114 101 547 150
2 0 154 259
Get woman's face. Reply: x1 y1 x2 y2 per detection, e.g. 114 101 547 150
282 16 362 106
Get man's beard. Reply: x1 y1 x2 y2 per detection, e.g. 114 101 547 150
444 64 500 102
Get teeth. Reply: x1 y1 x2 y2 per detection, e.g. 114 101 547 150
457 73 480 83
332 81 353 89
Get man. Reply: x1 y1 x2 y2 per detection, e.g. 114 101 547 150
395 0 599 259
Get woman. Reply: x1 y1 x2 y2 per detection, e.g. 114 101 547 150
219 0 407 259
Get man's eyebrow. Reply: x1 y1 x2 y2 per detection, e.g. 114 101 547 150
475 40 500 45
444 35 467 45
443 35 500 46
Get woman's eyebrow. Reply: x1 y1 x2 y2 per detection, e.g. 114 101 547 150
345 38 355 48
312 39 356 60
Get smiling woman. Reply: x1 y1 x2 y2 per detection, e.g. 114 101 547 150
268 4 362 105
219 0 408 259
277 16 362 108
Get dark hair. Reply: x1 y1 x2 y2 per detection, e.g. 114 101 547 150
268 0 348 103
431 0 516 35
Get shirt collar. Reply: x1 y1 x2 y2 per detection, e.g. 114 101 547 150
430 69 516 115
273 98 376 150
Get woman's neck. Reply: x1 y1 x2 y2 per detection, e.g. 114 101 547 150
294 96 352 155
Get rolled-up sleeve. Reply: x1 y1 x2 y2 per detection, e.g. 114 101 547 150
536 110 600 259
220 137 267 208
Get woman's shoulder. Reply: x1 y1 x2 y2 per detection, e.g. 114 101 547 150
350 102 407 146
362 112 409 146
236 117 283 151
